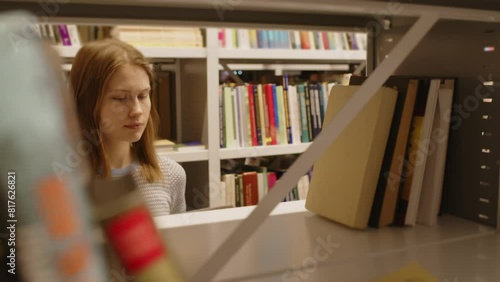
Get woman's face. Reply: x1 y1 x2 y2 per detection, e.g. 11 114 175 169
100 64 151 144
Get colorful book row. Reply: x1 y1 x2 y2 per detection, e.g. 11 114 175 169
35 24 81 47
215 165 311 208
218 28 367 51
219 82 336 149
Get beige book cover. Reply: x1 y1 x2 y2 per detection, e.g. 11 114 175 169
416 79 455 226
305 85 397 229
405 79 441 226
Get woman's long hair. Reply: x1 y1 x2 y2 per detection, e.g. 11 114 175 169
70 39 161 182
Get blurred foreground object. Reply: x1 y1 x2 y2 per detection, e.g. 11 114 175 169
89 173 185 282
370 262 438 282
0 11 106 281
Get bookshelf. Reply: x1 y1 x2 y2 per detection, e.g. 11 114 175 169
5 0 498 215
48 25 367 207
4 0 500 280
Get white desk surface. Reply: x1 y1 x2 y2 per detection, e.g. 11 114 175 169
155 201 500 281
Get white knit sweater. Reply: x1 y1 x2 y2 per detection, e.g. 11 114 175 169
111 156 186 216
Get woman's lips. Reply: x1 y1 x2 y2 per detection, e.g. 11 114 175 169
124 123 143 130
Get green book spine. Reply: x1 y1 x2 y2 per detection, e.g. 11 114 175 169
297 84 310 143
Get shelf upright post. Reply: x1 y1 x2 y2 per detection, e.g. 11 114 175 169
206 28 223 208
174 59 183 142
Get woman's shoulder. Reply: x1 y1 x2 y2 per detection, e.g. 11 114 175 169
157 155 186 179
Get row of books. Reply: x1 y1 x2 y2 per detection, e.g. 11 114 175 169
219 82 337 148
306 76 455 229
35 24 81 47
37 24 203 48
218 28 367 51
35 24 365 52
388 78 455 228
111 25 204 48
213 162 311 208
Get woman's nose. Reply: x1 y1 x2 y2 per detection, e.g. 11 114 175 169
129 98 143 116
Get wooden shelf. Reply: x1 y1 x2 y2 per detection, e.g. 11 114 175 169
220 143 311 160
54 45 206 59
218 49 366 62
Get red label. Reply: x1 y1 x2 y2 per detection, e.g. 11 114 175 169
105 206 166 273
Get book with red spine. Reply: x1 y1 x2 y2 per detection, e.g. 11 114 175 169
267 172 277 192
321 32 330 49
242 171 259 206
247 84 258 146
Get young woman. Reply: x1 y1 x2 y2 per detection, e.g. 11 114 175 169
70 39 186 216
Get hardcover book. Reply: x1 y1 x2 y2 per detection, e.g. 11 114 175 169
305 85 397 229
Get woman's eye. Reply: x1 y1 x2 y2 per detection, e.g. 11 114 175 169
138 95 148 100
112 97 127 102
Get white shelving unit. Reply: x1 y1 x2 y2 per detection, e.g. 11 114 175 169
203 28 366 208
